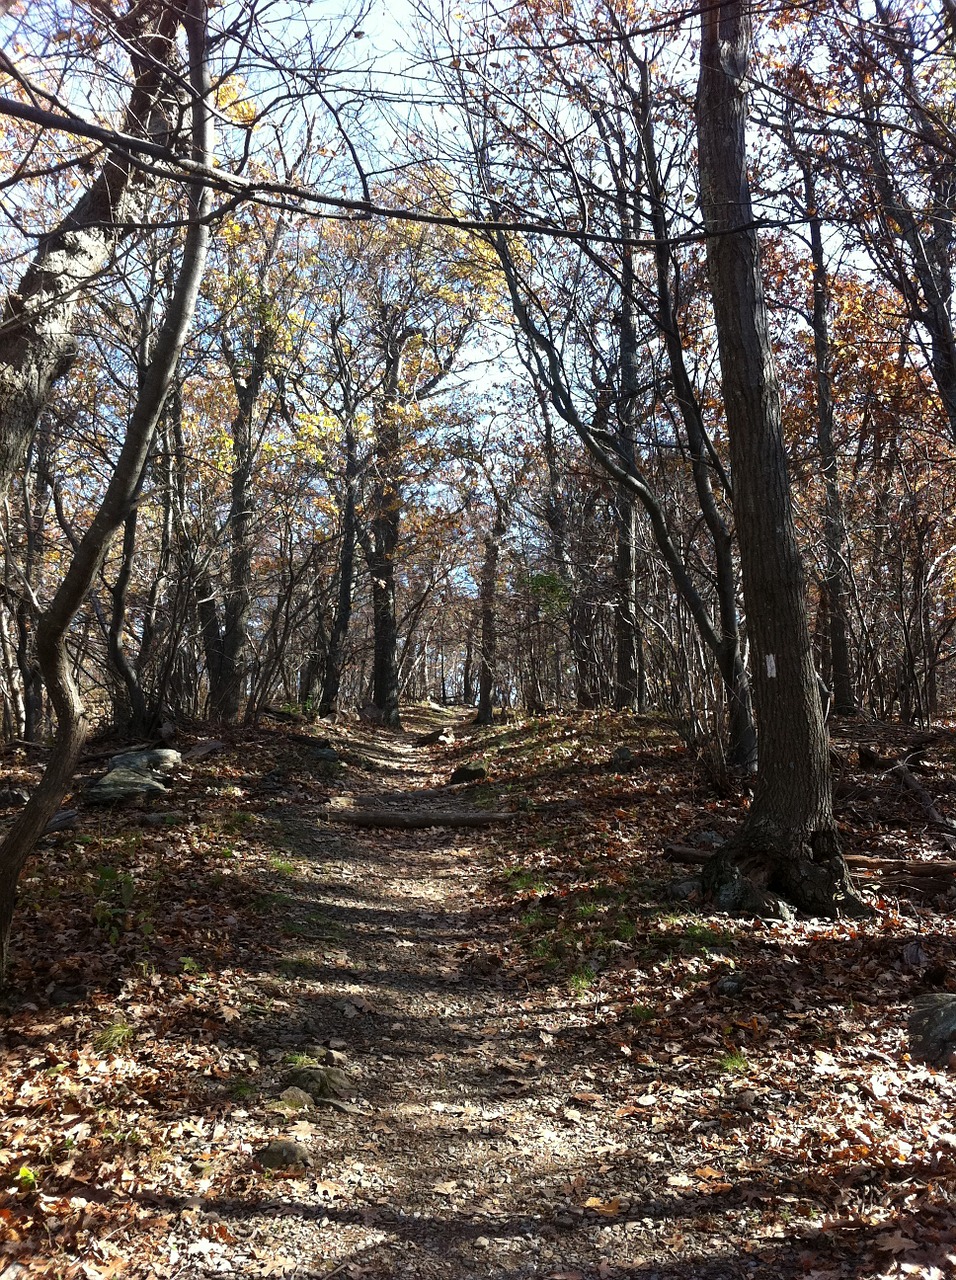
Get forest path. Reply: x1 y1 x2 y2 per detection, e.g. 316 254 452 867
8 709 952 1279
202 709 678 1280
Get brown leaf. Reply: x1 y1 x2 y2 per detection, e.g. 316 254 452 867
875 1231 919 1253
584 1195 621 1216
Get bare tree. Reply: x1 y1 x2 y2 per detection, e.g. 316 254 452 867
0 0 214 974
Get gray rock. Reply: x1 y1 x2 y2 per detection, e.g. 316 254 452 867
692 829 726 848
909 992 956 1065
304 1045 348 1066
0 787 29 807
255 1138 310 1169
449 764 487 785
668 876 702 902
287 1065 352 1099
610 746 633 768
278 1086 314 1110
311 748 340 763
714 973 746 996
45 808 78 832
87 767 168 804
142 810 186 827
108 748 181 773
706 861 796 922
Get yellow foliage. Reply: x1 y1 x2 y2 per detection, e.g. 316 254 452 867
214 76 257 126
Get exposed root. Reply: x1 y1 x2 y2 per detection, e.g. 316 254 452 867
700 828 872 920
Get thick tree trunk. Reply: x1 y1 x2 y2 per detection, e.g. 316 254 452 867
210 415 254 721
0 1 180 498
697 0 867 918
365 331 413 730
208 323 274 721
0 0 213 976
369 558 401 727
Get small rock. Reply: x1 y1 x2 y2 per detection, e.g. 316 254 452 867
902 940 930 970
691 829 725 848
45 809 78 833
278 1086 314 1110
108 748 182 773
48 985 86 1007
610 746 633 768
449 764 487 785
0 786 29 808
668 876 701 902
714 973 746 996
254 1138 310 1170
311 748 340 764
317 1048 348 1068
87 767 168 804
287 1066 352 1100
142 810 186 827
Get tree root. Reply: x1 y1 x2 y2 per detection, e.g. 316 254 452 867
694 829 872 920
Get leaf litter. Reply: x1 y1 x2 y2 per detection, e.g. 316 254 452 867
1 708 955 1278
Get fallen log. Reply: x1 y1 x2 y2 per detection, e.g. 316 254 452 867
890 762 956 851
318 807 518 829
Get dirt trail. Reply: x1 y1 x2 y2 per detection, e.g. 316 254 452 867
180 712 699 1280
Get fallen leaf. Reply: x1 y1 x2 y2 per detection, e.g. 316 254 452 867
584 1195 621 1216
875 1231 919 1253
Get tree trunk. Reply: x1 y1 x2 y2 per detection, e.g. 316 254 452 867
696 0 867 918
365 328 413 730
476 507 505 725
107 505 151 735
0 0 213 976
461 622 474 706
319 423 359 716
802 161 857 715
368 517 401 727
0 1 181 498
614 486 643 711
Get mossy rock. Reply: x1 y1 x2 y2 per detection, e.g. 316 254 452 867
287 1065 352 1100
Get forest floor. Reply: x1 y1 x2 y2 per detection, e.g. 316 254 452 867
2 707 956 1279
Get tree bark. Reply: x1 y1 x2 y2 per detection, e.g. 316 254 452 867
476 503 506 725
0 0 213 976
614 486 644 712
802 161 856 715
696 0 867 917
365 323 415 729
319 422 359 716
0 1 181 497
